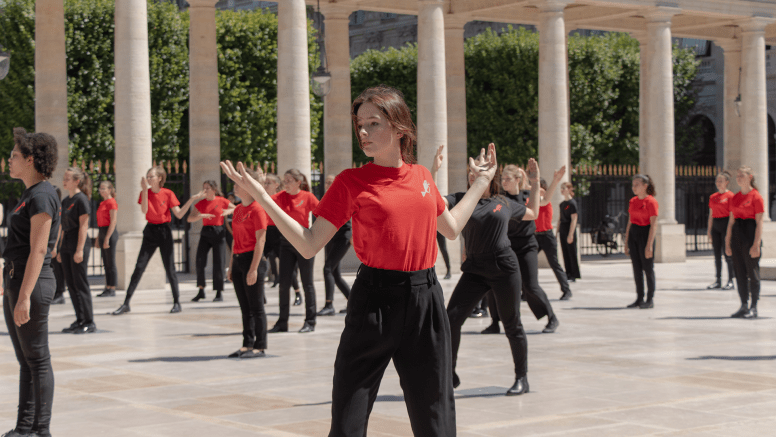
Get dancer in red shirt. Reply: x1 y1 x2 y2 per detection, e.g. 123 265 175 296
534 175 573 298
189 180 234 303
222 85 497 437
112 166 204 315
624 174 659 308
726 166 765 318
706 171 735 290
96 181 119 297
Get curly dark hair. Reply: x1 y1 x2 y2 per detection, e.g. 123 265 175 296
13 127 58 178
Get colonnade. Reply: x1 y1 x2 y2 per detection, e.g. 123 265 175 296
30 0 776 287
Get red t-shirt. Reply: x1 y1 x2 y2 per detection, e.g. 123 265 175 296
313 162 445 272
231 201 269 254
96 198 118 228
272 190 319 228
731 189 765 220
709 191 734 219
535 204 553 233
629 195 659 226
195 196 231 226
137 188 180 224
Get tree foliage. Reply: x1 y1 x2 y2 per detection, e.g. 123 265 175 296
0 0 36 153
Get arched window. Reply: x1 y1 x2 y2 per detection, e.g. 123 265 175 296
686 114 717 166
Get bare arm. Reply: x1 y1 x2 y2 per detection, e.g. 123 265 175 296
103 209 118 249
14 213 52 327
74 214 89 263
568 213 578 244
539 166 566 207
707 208 714 242
140 177 149 215
725 212 734 257
51 227 61 259
624 220 632 256
172 190 206 220
246 229 267 286
522 168 541 221
751 212 764 258
187 207 202 223
645 215 658 259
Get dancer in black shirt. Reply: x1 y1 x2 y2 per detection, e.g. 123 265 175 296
558 182 580 282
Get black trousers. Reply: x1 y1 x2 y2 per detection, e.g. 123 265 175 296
628 224 655 302
448 248 527 379
124 223 180 305
436 232 451 273
711 217 735 282
324 234 351 302
3 262 55 437
535 232 571 294
265 226 297 288
52 256 65 299
98 227 119 287
232 252 268 350
61 244 93 324
731 218 760 306
330 264 455 437
195 225 226 292
491 238 554 322
277 241 316 326
558 223 581 280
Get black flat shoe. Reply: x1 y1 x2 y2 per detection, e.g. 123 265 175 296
626 300 643 309
542 316 559 333
271 281 278 288
191 289 206 302
339 308 348 314
74 322 97 334
51 294 65 305
706 280 722 289
299 322 315 333
469 308 485 318
62 320 81 334
293 293 302 306
731 305 749 318
112 304 131 315
212 291 223 302
723 280 735 290
170 303 182 313
481 323 500 334
242 350 266 358
228 349 244 358
453 372 461 389
317 305 335 316
560 291 572 301
443 272 451 280
268 324 288 333
97 289 115 297
744 307 758 319
639 300 654 309
506 376 529 396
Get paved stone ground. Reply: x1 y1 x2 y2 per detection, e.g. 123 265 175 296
2 256 776 436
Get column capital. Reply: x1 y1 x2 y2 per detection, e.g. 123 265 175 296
738 16 775 34
320 4 353 21
534 0 574 14
444 14 469 29
644 6 680 24
187 0 218 9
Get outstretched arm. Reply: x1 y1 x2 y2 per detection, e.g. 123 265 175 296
540 166 566 207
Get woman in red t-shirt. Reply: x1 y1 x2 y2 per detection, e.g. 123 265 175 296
226 169 270 358
222 85 497 437
624 174 659 308
725 166 765 318
112 166 204 315
534 175 573 297
706 171 735 290
188 180 235 303
267 169 320 333
96 181 119 297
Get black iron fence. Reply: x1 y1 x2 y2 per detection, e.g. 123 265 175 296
572 164 718 256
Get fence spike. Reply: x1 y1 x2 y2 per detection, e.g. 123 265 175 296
1 158 5 173
182 161 187 173
174 160 180 173
166 161 172 173
264 162 268 174
81 160 86 171
89 160 94 172
95 160 101 174
319 162 324 175
271 162 275 174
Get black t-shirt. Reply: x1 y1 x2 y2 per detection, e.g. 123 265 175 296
506 190 535 240
446 193 526 258
559 199 578 224
61 192 91 254
4 181 61 265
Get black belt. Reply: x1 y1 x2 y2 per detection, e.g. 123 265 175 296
357 264 436 287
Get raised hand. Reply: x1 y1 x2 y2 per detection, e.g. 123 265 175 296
431 145 445 175
553 165 566 182
200 213 216 220
140 175 149 191
468 143 497 183
194 189 207 200
220 160 267 200
526 158 540 183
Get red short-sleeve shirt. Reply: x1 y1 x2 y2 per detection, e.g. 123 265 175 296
97 198 118 228
709 191 734 219
313 163 446 272
629 195 659 226
272 191 320 229
195 196 231 226
138 188 180 224
535 204 553 233
231 201 269 254
731 189 765 219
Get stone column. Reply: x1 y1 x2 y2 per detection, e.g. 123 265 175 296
718 38 742 191
277 0 312 183
188 0 221 278
537 1 572 213
633 32 650 175
645 7 684 263
35 0 69 185
114 0 165 290
445 16 468 195
322 5 353 179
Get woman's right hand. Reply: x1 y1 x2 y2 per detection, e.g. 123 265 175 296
624 243 630 256
220 161 267 200
468 143 497 184
725 241 732 257
140 176 149 191
707 231 712 243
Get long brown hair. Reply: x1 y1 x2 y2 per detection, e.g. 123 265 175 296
352 85 417 164
99 180 116 198
203 180 222 197
285 169 310 192
633 174 656 196
67 167 93 200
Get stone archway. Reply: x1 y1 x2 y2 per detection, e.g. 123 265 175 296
687 114 717 166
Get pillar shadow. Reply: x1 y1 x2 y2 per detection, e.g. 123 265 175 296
687 355 776 361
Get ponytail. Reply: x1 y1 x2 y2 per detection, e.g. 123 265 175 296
634 174 656 196
67 167 93 200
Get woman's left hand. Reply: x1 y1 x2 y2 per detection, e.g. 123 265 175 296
14 298 31 327
74 250 83 264
468 143 498 183
246 270 258 286
103 239 110 249
645 247 653 259
567 235 574 245
750 244 761 259
431 145 445 174
525 158 540 184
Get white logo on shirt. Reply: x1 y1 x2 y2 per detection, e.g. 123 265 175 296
296 200 304 207
421 180 431 197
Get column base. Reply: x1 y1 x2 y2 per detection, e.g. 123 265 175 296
654 223 686 264
758 221 776 260
116 231 167 291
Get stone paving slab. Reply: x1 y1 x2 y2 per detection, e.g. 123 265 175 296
2 256 776 436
